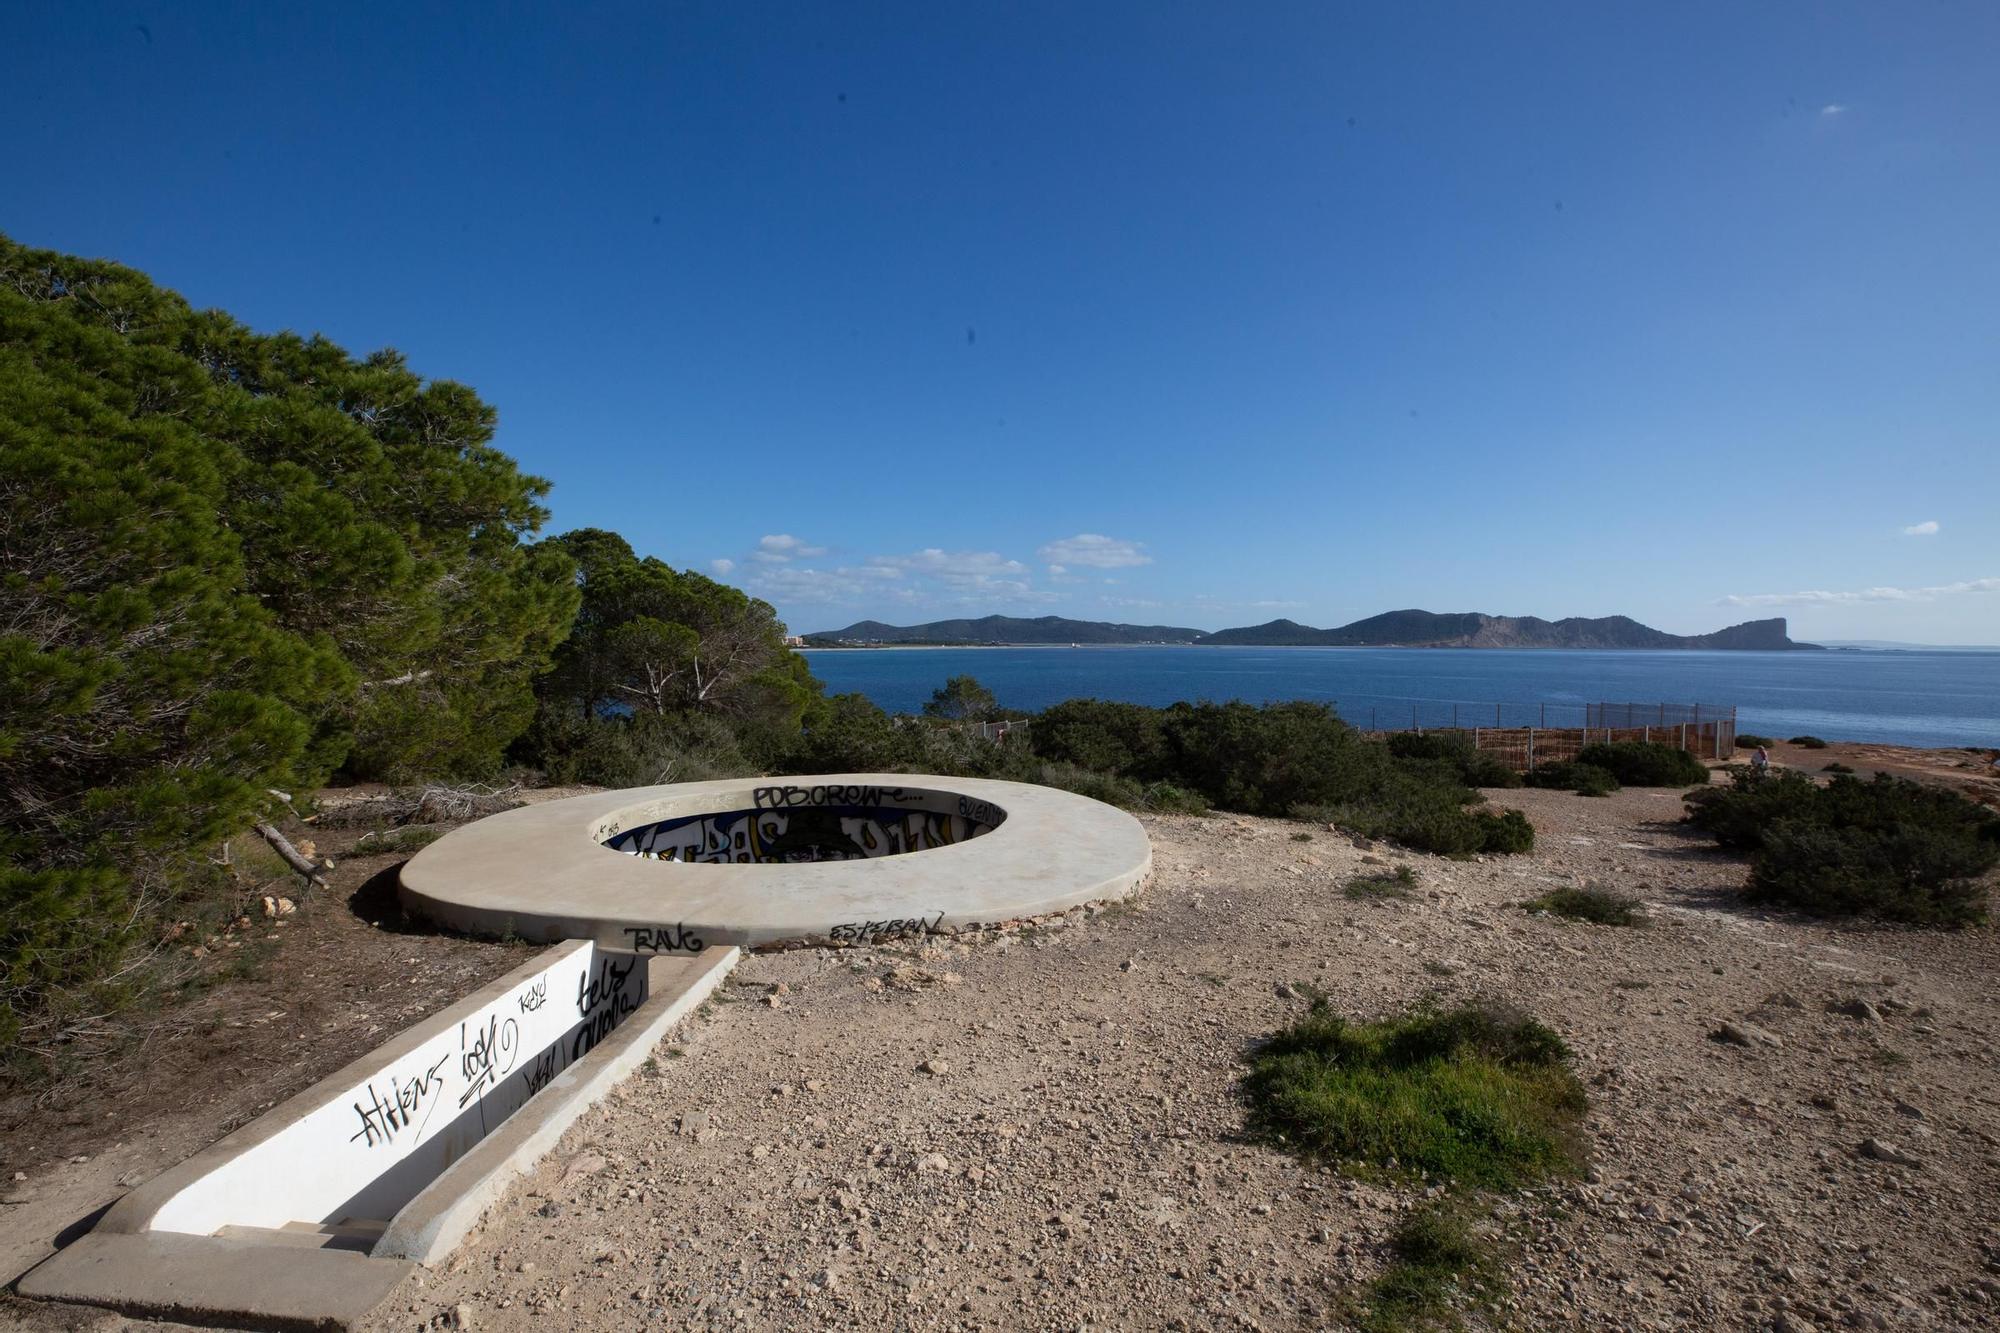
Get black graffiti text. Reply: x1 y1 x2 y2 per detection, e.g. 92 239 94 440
349 1053 451 1149
623 923 705 953
457 1013 521 1108
516 977 547 1013
571 954 643 1061
753 783 908 810
827 911 945 943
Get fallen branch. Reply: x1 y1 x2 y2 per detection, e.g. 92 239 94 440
255 822 328 889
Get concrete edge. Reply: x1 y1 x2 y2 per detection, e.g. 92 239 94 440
16 1231 415 1332
372 944 740 1264
398 774 1154 948
98 940 594 1237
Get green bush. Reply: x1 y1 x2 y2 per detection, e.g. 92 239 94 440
1735 733 1775 749
1573 741 1710 787
1789 735 1829 749
1683 768 1820 849
1687 769 2000 925
1029 761 1208 814
1524 886 1644 926
1036 699 1535 855
1030 698 1169 776
1240 1000 1585 1189
1387 732 1522 788
1524 762 1620 797
1823 762 1854 774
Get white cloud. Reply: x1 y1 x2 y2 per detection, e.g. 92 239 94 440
732 544 1055 614
1820 103 1845 117
1902 520 1940 536
752 533 827 563
1721 576 2000 607
709 557 736 575
1037 533 1152 570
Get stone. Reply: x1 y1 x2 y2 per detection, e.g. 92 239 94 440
919 1058 950 1076
1772 1312 1817 1333
1273 982 1298 999
1830 998 1882 1023
1714 1021 1782 1049
449 1302 475 1329
1858 1138 1922 1168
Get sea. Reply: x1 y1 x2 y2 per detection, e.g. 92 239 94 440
802 646 2000 749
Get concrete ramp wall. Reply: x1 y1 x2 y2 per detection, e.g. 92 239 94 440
143 940 647 1235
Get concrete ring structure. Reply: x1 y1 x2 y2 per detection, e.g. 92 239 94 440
399 773 1152 952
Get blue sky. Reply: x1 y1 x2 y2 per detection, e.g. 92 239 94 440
8 3 1998 641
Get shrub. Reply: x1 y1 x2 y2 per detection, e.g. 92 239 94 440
1823 762 1854 774
1524 762 1620 797
1240 1000 1586 1189
1030 699 1169 776
1034 700 1535 855
921 674 998 722
1029 761 1208 814
1735 733 1775 749
1789 735 1829 749
1477 808 1536 853
1387 732 1523 789
1524 886 1644 926
1683 768 1821 849
1346 865 1417 899
1687 769 2000 925
1574 741 1710 787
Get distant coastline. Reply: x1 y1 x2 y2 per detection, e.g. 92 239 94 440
806 610 1819 651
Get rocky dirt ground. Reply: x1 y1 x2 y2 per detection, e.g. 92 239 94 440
7 771 2000 1333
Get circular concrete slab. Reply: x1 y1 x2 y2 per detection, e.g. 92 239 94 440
399 774 1151 953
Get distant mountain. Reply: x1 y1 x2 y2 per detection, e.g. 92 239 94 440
806 610 1820 649
1200 611 1819 651
805 615 1206 645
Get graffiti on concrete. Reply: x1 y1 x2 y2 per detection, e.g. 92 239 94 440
607 805 994 864
827 911 945 943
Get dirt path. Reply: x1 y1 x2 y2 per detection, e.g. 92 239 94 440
338 787 2000 1332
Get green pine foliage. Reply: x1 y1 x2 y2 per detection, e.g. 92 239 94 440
517 529 819 784
1 233 579 1056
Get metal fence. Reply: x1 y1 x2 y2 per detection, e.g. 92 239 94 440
1350 700 1738 768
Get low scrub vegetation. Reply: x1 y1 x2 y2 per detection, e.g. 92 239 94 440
1359 1201 1500 1333
1524 886 1645 926
1524 761 1620 797
1686 769 2000 925
1346 865 1417 899
1572 740 1711 787
1385 732 1522 788
1735 733 1775 749
1823 761 1854 774
1789 735 1829 749
1241 1000 1586 1189
1034 700 1536 856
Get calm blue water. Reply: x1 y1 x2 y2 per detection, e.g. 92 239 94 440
803 647 2000 749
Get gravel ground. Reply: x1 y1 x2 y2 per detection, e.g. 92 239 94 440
351 783 2000 1333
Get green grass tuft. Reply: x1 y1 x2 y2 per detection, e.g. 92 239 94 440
1523 886 1645 927
1240 1000 1586 1190
1357 1200 1500 1332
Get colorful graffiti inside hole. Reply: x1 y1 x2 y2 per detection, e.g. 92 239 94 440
604 803 1003 864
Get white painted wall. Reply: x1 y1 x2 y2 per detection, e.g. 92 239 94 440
149 941 648 1234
